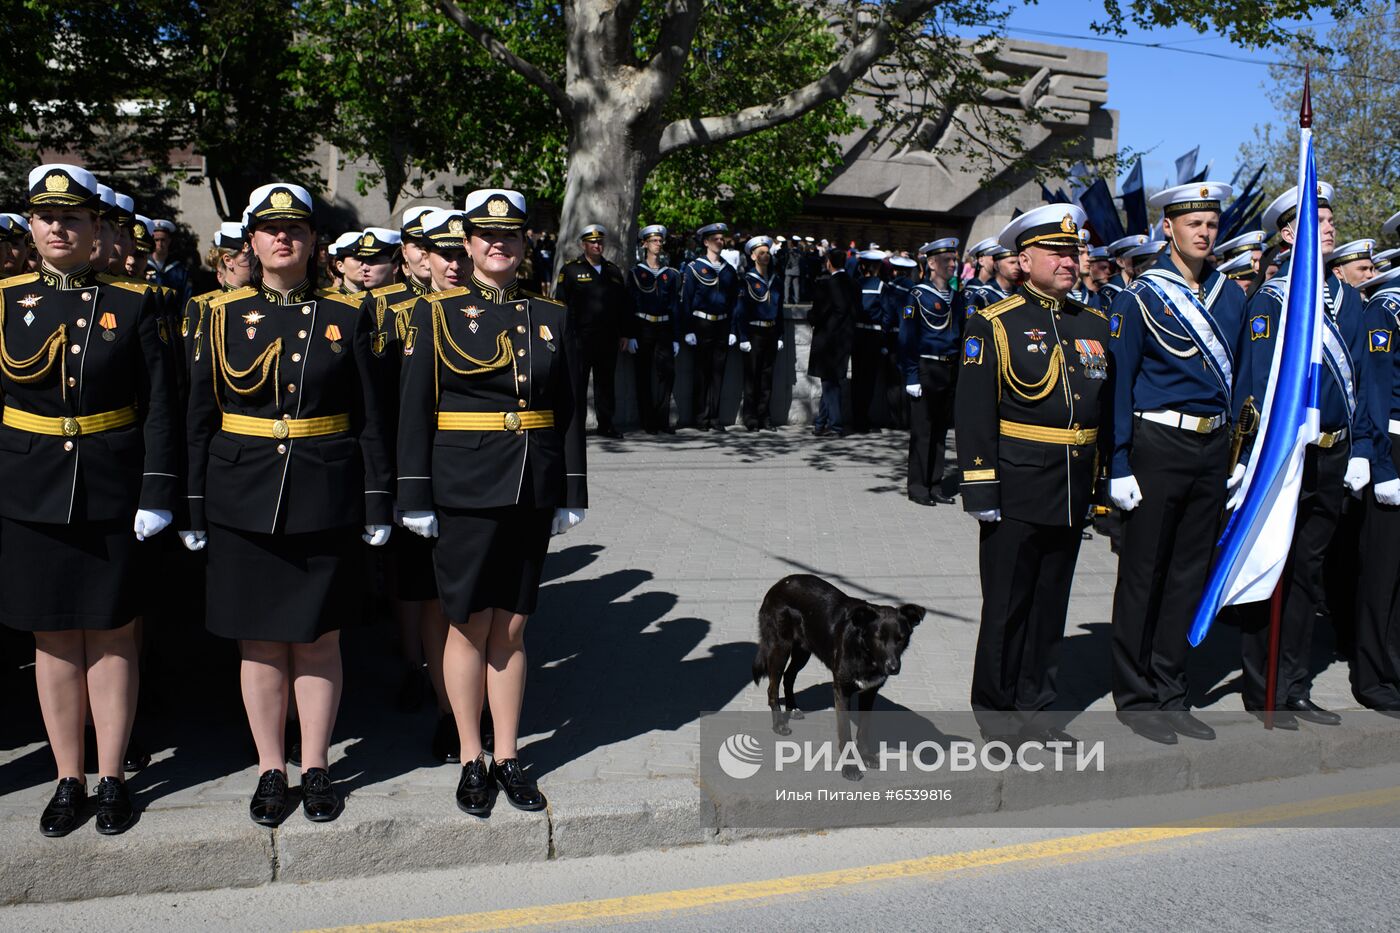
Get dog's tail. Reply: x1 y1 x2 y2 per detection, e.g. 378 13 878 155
751 643 769 687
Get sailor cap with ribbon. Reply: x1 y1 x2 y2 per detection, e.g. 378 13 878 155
919 237 959 256
639 224 668 241
745 235 773 255
1262 181 1334 232
1107 234 1149 257
1148 182 1233 217
1215 252 1255 279
1327 238 1375 269
1213 230 1265 260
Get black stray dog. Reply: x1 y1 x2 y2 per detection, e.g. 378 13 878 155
751 574 924 779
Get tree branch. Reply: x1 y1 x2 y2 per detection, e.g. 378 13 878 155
657 0 935 157
437 0 574 119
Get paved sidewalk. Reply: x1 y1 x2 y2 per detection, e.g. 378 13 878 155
0 427 1365 901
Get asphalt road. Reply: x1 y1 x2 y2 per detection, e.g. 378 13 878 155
4 766 1397 932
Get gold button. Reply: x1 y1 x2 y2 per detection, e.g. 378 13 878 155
1072 450 1080 458
516 430 524 436
517 348 526 357
1074 393 1081 400
283 414 292 421
1068 366 1075 372
80 291 91 301
287 383 296 393
70 345 81 355
302 306 311 315
63 441 74 452
276 443 287 454
517 399 527 408
292 353 302 362
76 318 87 328
298 330 308 339
67 377 77 387
517 325 526 334
517 374 527 383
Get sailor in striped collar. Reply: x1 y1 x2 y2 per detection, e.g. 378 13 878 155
1104 182 1248 742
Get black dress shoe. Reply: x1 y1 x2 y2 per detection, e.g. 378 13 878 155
932 493 956 505
39 777 86 837
456 754 493 817
1249 710 1299 730
907 494 936 507
301 767 341 822
123 742 151 773
1286 697 1342 725
249 769 290 826
1020 725 1077 745
491 758 546 811
1166 710 1216 740
1121 713 1178 745
432 712 460 765
94 775 136 835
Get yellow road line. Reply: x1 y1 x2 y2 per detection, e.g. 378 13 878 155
310 785 1400 933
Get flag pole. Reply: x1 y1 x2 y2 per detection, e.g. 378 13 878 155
1265 67 1313 731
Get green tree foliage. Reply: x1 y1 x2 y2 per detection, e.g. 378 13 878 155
1239 13 1400 242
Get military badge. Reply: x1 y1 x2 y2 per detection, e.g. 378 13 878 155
372 331 387 356
463 304 483 334
1370 329 1392 352
1249 315 1270 341
963 336 983 365
403 326 417 357
325 323 343 353
242 309 265 326
1109 313 1123 339
18 293 41 310
99 311 118 342
539 324 553 342
903 305 914 319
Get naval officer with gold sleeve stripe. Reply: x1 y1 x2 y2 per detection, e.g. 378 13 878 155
954 203 1113 745
397 187 586 818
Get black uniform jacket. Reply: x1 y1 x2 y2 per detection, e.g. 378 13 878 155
397 276 587 512
955 283 1113 527
0 266 179 523
554 256 628 338
807 270 858 382
186 280 393 534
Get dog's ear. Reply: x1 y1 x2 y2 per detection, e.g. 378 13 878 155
898 604 925 628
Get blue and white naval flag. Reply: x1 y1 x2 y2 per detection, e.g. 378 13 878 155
1188 114 1324 646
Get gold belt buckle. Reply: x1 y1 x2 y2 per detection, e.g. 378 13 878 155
61 416 80 437
272 420 290 439
1195 416 1213 434
1318 431 1336 449
1073 428 1088 445
503 412 522 431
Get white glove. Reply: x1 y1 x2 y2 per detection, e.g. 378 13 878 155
1226 462 1246 492
401 510 439 538
777 339 784 351
1344 456 1371 494
727 333 737 347
180 530 207 551
905 383 923 398
1376 478 1400 507
970 509 1001 522
739 341 752 353
625 338 638 354
133 508 172 541
1110 476 1143 511
672 341 680 356
362 524 392 546
684 333 697 347
551 507 586 536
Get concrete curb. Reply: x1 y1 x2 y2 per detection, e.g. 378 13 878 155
3 716 1398 904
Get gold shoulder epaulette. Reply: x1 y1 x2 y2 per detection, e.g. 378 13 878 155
389 296 418 314
318 289 364 308
96 273 152 293
190 288 223 305
370 282 407 299
525 289 565 307
426 286 470 302
979 293 1025 320
208 285 257 308
0 271 41 288
1072 298 1108 321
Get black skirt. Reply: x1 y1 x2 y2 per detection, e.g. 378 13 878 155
390 528 439 602
0 517 149 632
205 523 362 644
435 506 553 622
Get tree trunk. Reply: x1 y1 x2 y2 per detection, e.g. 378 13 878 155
552 103 656 278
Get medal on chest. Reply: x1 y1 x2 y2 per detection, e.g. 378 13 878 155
1024 328 1047 353
1076 338 1108 379
463 304 484 334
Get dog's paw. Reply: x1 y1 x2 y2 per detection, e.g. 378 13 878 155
841 763 864 782
857 744 876 768
787 709 805 720
772 722 792 736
